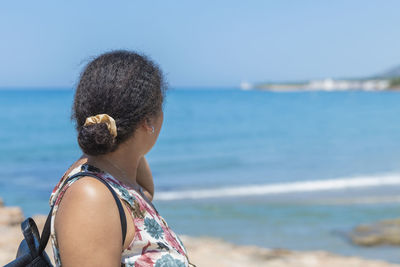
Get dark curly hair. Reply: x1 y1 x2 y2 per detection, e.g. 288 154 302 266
72 50 166 156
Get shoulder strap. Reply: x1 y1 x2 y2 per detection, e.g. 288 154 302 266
39 171 127 253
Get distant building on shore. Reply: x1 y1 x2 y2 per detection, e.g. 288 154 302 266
307 78 389 91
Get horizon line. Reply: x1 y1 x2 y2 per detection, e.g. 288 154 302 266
0 86 241 91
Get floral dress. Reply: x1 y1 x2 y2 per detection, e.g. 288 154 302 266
49 163 192 267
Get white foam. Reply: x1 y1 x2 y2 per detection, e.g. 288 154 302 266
155 174 400 201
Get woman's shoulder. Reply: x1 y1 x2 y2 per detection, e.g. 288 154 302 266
54 162 124 227
50 158 137 258
53 177 127 266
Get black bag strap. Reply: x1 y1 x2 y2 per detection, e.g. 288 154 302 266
22 218 41 258
38 171 127 254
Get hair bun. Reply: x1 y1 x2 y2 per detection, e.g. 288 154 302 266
77 123 116 155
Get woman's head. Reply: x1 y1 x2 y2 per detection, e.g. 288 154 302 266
72 50 166 156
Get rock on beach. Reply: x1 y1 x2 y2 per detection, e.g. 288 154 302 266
350 218 400 246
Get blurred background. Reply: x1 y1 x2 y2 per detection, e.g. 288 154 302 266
1 1 400 266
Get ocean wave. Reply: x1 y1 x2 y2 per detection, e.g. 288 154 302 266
155 174 400 200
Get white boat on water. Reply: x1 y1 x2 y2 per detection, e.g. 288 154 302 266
240 81 253 90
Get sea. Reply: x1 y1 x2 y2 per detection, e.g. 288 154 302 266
1 88 400 263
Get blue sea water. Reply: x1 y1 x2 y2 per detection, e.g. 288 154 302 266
1 88 400 263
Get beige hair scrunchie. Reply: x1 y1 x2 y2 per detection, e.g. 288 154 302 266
83 114 117 138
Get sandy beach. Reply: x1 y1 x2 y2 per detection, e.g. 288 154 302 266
1 199 399 267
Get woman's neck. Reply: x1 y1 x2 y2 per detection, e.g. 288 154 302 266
85 149 142 189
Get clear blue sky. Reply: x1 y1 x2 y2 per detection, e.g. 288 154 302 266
1 0 399 88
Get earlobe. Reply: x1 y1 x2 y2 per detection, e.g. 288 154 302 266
142 119 155 134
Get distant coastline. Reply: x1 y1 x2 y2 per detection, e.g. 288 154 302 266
241 65 400 92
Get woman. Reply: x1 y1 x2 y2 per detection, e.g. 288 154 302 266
49 51 194 267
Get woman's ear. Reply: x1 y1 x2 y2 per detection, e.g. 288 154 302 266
142 118 155 134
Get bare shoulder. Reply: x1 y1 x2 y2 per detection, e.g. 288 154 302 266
54 177 123 267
